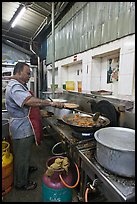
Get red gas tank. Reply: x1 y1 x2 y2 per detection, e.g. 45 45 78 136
42 156 74 202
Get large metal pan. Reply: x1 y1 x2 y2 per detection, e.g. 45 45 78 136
94 127 135 177
62 113 110 133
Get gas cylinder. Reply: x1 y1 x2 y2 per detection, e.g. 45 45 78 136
2 141 13 196
42 156 73 202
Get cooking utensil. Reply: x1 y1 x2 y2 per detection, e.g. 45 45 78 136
92 112 100 121
48 98 67 103
94 127 135 177
46 99 70 120
48 96 53 102
62 113 110 133
54 108 73 120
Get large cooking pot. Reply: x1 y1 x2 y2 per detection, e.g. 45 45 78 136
62 113 110 133
94 127 135 178
46 98 73 119
54 108 73 120
2 119 9 139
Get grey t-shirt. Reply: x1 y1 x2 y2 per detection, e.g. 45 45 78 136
5 79 34 139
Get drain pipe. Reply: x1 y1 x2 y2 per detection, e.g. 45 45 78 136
51 2 55 98
30 43 41 98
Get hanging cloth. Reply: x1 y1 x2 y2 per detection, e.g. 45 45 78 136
28 90 43 145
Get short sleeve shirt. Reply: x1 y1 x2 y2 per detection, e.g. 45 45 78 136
5 79 34 139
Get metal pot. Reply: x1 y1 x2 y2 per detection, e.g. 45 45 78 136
54 108 73 120
94 127 135 178
46 98 71 119
2 119 9 139
62 113 110 133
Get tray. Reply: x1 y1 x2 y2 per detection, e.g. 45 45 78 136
91 90 112 95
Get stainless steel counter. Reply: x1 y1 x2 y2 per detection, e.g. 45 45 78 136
42 90 135 128
42 115 135 202
78 148 135 202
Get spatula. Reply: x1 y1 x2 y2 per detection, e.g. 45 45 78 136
48 96 53 102
93 112 100 121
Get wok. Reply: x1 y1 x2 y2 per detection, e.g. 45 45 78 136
62 113 110 133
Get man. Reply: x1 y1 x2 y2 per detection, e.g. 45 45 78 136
5 62 64 190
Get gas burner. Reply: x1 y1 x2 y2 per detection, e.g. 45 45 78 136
79 149 135 202
93 155 135 183
72 130 94 140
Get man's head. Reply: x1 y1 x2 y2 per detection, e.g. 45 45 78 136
13 62 31 83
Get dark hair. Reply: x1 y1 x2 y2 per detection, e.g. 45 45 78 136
13 62 29 75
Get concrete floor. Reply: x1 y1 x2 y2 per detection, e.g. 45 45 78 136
2 136 79 202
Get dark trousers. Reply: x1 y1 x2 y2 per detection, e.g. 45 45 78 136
13 135 34 187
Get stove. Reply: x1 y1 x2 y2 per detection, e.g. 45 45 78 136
78 148 135 202
72 130 94 140
43 116 135 202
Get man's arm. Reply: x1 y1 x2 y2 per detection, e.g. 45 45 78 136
23 96 64 108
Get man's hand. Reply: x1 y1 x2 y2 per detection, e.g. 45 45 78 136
52 102 64 109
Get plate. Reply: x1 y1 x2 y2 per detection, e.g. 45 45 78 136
91 90 112 95
64 103 79 109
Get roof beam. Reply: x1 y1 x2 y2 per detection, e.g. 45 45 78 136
2 38 33 55
33 2 51 14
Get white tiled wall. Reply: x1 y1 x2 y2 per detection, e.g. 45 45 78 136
47 34 135 100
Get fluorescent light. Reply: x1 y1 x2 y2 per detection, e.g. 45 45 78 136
11 7 26 28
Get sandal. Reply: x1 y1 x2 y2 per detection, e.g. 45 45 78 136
15 181 37 191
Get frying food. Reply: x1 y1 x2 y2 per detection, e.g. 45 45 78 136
63 114 96 127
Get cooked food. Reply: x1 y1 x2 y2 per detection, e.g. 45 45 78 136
64 103 79 109
63 114 96 127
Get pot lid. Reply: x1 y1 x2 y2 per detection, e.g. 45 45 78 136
94 127 135 151
92 100 119 126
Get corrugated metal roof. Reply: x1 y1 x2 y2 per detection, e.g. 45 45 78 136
2 2 72 50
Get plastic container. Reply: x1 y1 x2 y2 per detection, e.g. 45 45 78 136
2 141 13 195
77 81 82 92
66 81 75 91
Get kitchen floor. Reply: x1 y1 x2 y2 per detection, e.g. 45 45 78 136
2 135 79 202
